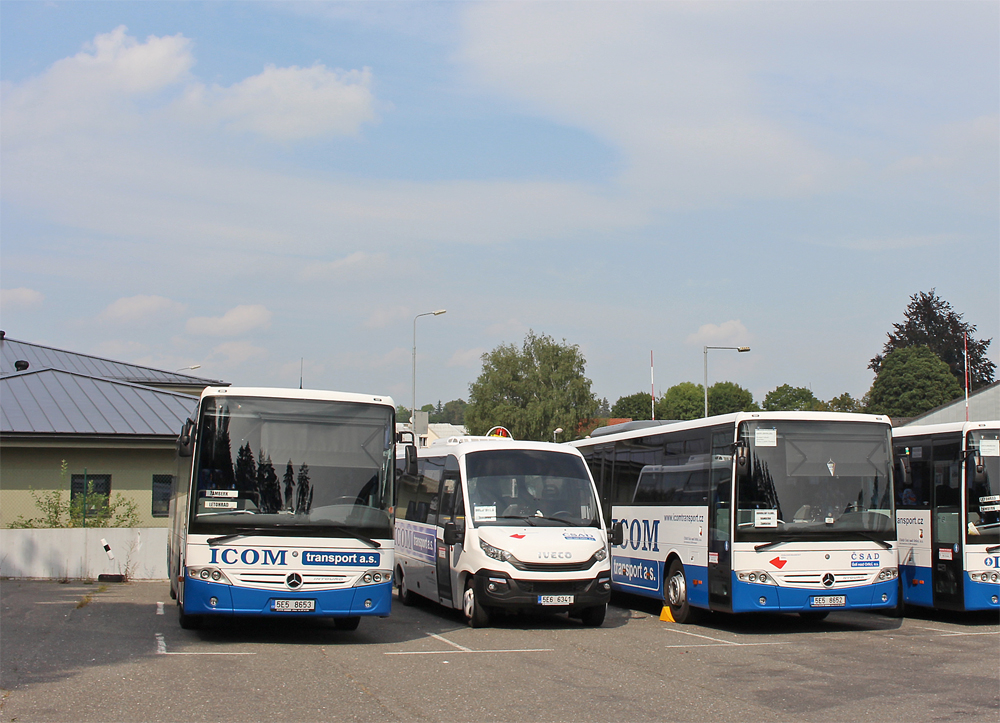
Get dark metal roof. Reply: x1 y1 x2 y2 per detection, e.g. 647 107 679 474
1 368 197 436
0 336 225 387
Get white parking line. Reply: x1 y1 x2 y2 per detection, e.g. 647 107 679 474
915 626 1000 637
155 633 256 655
661 627 785 648
385 632 554 656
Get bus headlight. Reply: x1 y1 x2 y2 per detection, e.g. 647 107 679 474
877 569 898 581
187 567 232 585
354 569 391 587
480 539 518 564
595 547 608 562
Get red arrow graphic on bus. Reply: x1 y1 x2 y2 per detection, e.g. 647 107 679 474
770 557 787 569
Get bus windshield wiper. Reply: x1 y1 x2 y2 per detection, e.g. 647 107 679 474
987 545 1000 554
207 524 380 548
496 515 538 526
754 537 796 552
849 531 892 549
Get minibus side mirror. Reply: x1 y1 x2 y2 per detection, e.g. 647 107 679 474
443 521 463 546
177 418 195 458
735 442 750 481
973 453 986 484
405 444 418 477
608 520 624 547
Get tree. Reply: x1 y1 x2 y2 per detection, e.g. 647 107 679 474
867 346 963 418
234 443 256 493
295 463 313 515
870 289 995 389
282 460 295 510
708 381 758 415
827 392 862 413
396 405 411 423
656 382 703 421
255 452 281 514
465 330 598 441
763 385 825 412
612 392 653 420
596 398 611 417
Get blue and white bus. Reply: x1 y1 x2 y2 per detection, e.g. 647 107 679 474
570 412 899 622
168 387 398 630
892 421 1000 612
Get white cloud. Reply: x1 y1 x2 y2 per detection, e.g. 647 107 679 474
448 347 485 368
301 252 388 281
99 294 185 324
206 340 269 366
0 287 44 309
179 64 378 141
685 320 750 347
186 305 273 337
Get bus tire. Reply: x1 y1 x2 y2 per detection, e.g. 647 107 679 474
396 567 415 606
334 616 361 631
580 604 607 627
463 578 490 628
665 559 697 624
178 603 201 630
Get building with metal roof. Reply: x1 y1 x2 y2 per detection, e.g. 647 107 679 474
0 334 226 529
900 381 1000 426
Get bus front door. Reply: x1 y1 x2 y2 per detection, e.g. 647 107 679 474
931 438 964 610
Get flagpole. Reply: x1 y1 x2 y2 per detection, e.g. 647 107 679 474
964 332 970 422
650 350 655 420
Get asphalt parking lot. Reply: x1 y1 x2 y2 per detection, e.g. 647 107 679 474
1 580 997 722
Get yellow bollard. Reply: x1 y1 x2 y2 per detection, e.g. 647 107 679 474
660 605 675 622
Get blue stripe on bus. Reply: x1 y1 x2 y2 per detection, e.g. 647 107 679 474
184 578 392 616
900 564 934 608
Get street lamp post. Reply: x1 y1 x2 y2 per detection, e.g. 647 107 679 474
413 309 447 437
703 346 751 417
553 427 564 443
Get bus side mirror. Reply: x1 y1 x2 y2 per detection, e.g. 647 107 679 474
735 443 750 481
443 521 463 546
608 520 624 546
896 456 911 487
177 419 195 458
405 444 418 477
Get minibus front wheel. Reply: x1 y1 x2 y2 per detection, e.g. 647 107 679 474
463 577 491 628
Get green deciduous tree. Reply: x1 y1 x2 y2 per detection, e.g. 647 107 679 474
396 405 411 423
709 381 758 415
867 346 964 418
870 289 995 389
763 384 826 412
465 331 598 441
656 382 704 421
612 392 653 420
429 399 468 425
827 393 862 413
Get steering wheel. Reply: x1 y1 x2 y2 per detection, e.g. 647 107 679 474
552 510 573 520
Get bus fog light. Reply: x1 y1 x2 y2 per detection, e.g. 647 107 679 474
992 596 998 604
209 596 218 607
882 593 888 602
364 599 373 608
759 597 766 605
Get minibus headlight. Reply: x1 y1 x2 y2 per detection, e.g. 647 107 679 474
595 548 608 562
480 539 517 564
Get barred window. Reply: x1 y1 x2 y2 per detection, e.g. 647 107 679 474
152 474 173 518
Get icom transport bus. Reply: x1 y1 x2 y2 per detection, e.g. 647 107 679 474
394 435 613 627
168 387 397 630
892 420 1000 612
570 412 899 622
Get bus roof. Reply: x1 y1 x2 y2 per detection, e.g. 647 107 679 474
892 420 999 438
198 386 395 409
422 436 585 459
571 411 892 447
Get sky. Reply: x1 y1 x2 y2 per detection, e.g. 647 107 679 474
1 1 997 413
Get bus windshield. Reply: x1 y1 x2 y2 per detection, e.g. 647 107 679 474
465 449 600 528
967 428 1000 545
189 396 394 537
735 421 894 542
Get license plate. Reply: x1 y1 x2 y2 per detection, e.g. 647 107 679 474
538 595 574 606
272 599 315 612
811 595 846 608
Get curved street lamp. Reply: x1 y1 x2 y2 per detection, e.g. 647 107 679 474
703 346 750 417
413 309 447 438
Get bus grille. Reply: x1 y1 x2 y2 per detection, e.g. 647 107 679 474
511 557 598 573
516 579 592 594
778 572 872 588
234 572 351 589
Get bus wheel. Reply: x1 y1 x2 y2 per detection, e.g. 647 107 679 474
580 604 607 627
177 603 201 630
665 559 696 624
334 616 361 631
799 611 829 622
396 567 415 606
463 578 490 628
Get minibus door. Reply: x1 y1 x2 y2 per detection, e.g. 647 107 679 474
436 456 463 607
